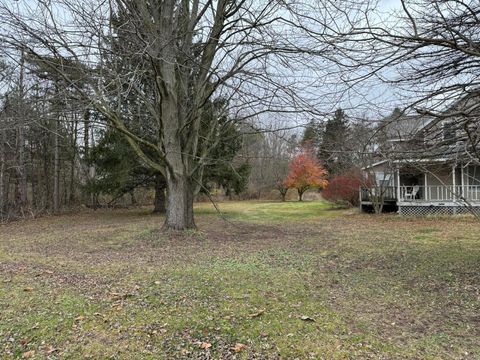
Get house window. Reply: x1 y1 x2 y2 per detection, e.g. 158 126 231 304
375 172 391 187
443 122 455 142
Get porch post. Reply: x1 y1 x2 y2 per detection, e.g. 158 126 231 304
461 165 464 198
358 186 362 211
396 168 400 201
424 172 428 201
452 164 456 201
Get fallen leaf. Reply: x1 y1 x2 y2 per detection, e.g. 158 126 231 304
23 287 33 292
111 303 123 311
110 292 122 300
231 343 247 352
74 315 85 322
44 345 57 354
300 315 315 322
20 338 30 346
199 342 212 350
249 309 265 318
22 350 35 358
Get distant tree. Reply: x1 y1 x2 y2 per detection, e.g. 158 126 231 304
243 126 295 199
197 99 251 198
301 119 324 150
284 148 328 201
85 129 167 212
206 162 251 199
318 108 352 175
322 169 364 207
275 179 290 202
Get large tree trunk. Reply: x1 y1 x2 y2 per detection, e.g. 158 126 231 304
153 174 166 213
163 174 195 230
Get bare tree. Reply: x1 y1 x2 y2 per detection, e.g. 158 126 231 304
242 125 296 200
341 0 480 158
0 0 367 229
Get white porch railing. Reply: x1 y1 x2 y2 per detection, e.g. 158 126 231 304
399 185 480 202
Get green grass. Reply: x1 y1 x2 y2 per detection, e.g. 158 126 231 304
0 200 479 358
194 199 339 222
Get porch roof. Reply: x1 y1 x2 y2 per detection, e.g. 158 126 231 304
362 157 459 171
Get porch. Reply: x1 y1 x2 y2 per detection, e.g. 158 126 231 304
360 163 480 209
361 185 480 204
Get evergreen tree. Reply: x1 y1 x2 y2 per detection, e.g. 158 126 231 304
85 129 166 211
301 119 324 149
86 97 250 209
198 99 251 198
318 108 352 175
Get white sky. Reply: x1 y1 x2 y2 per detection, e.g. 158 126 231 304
379 0 402 11
0 0 411 125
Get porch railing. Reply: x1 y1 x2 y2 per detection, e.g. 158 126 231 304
360 186 396 202
400 185 480 202
361 185 480 202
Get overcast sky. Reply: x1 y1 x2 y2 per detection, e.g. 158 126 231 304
379 0 402 11
0 0 411 125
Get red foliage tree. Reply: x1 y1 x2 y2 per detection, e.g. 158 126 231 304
284 148 328 201
322 169 363 206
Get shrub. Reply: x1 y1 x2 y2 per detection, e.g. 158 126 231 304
323 170 363 206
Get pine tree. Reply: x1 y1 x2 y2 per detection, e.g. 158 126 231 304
301 119 324 149
318 108 352 175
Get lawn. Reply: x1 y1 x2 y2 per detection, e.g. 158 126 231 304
0 200 479 359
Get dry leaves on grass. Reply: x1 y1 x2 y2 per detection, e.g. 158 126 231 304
198 341 212 350
43 345 57 354
231 343 248 352
22 350 35 358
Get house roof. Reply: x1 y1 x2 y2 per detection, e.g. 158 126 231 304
380 114 434 140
